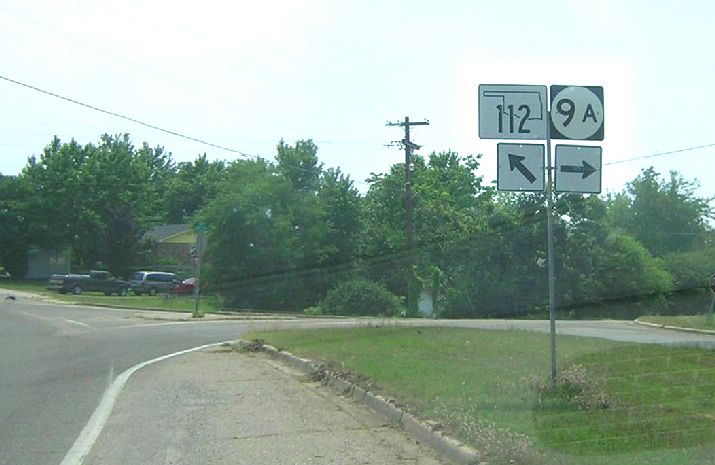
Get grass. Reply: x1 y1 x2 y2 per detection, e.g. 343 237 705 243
0 279 219 314
246 326 715 465
0 279 49 294
639 315 715 332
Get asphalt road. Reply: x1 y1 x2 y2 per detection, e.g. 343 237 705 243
1 293 713 465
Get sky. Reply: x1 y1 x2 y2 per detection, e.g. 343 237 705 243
1 0 714 198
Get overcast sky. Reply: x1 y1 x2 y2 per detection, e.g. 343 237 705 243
1 0 714 197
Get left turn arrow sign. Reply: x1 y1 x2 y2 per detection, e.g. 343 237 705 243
497 143 545 192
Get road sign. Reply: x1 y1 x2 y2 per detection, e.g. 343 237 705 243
194 221 210 233
497 143 545 191
550 86 604 140
479 85 548 140
554 145 602 193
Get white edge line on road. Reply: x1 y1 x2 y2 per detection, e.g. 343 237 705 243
65 319 93 329
58 339 235 465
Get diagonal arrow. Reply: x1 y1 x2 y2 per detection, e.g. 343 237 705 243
508 154 536 183
560 160 597 179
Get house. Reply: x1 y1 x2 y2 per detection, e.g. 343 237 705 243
142 224 197 269
25 247 70 279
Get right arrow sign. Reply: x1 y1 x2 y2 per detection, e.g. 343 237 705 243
554 145 602 193
560 160 597 179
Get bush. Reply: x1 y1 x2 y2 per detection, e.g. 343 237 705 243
303 306 323 316
319 278 404 317
662 248 715 292
532 364 613 411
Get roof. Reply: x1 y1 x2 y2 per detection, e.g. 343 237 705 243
143 224 192 243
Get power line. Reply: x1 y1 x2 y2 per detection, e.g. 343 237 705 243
604 143 715 166
0 74 256 158
0 73 372 187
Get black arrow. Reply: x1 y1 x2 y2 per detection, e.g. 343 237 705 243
508 154 536 183
560 160 597 179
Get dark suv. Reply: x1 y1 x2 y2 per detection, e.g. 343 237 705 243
130 271 178 296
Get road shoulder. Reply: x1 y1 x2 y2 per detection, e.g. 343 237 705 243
634 317 715 336
83 347 446 465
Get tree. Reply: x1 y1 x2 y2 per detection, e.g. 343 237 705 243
19 134 172 276
317 167 363 268
275 139 322 192
199 158 305 309
0 174 33 277
607 168 713 256
591 233 673 303
441 191 548 317
22 137 91 254
363 151 493 315
199 141 364 311
163 154 226 223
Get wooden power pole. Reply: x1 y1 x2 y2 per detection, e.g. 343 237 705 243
386 116 429 316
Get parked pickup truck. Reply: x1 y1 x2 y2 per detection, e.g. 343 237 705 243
48 270 130 296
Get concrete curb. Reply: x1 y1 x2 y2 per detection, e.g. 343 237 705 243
634 318 715 336
130 311 296 322
238 339 481 465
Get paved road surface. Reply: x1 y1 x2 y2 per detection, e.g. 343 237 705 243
83 349 444 465
1 291 712 465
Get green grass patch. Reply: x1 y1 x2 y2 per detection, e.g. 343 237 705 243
0 279 49 294
534 345 715 457
54 293 218 313
0 280 219 314
639 315 715 331
247 326 715 465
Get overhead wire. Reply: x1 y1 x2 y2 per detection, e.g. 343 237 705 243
3 73 714 190
0 74 373 187
0 74 256 158
604 143 715 166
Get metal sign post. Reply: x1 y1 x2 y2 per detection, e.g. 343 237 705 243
193 224 209 318
545 113 558 384
479 83 604 385
707 274 715 326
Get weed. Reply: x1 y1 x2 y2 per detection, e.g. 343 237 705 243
532 365 615 411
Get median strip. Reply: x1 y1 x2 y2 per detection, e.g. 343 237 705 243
239 338 481 465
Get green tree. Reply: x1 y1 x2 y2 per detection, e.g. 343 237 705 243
363 151 493 315
200 158 304 309
317 167 363 269
200 142 364 311
0 174 33 277
275 139 322 192
591 233 673 302
607 168 712 256
442 191 547 317
22 137 90 254
20 134 172 277
163 154 226 223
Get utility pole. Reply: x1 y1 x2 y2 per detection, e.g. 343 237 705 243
192 223 209 318
386 116 429 316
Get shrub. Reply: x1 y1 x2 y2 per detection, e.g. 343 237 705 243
532 364 613 411
319 278 404 317
303 305 323 316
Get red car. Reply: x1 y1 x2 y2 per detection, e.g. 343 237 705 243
171 277 196 295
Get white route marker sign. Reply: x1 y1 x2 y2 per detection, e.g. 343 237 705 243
497 143 545 192
479 85 548 140
554 145 602 193
550 85 604 140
